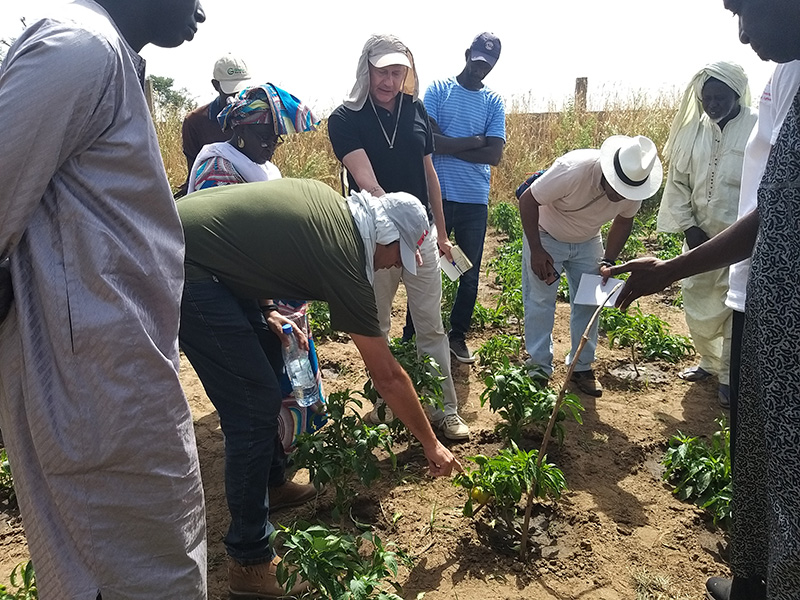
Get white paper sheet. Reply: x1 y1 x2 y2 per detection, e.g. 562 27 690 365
573 273 624 307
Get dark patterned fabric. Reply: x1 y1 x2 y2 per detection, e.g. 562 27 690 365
733 87 800 598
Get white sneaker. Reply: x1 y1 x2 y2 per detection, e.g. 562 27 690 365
440 414 470 440
366 398 394 424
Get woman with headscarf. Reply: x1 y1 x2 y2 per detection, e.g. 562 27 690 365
182 84 322 597
327 34 469 441
188 83 317 191
657 62 757 407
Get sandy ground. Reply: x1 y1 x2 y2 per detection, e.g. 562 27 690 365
0 231 729 600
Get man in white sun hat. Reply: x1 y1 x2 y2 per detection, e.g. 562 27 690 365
176 54 252 197
519 135 663 396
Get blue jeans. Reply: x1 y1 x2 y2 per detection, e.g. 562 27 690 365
179 277 285 565
522 231 604 375
443 200 488 341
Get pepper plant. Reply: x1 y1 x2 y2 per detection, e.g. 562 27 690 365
487 239 525 332
274 523 413 600
480 362 584 444
600 306 694 372
488 201 523 242
361 338 444 430
662 418 731 527
292 390 396 521
453 443 567 550
475 334 522 373
0 449 15 502
0 561 36 600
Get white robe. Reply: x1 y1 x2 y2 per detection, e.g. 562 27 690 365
0 2 206 598
658 108 758 384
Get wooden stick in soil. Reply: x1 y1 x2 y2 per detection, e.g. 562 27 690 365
519 282 623 558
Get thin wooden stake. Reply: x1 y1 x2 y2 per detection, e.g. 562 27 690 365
519 282 623 557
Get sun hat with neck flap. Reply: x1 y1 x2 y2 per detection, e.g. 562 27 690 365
342 34 419 111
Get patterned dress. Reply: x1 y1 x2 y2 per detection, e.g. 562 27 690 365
732 88 800 598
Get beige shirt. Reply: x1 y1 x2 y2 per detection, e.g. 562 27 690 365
530 149 641 243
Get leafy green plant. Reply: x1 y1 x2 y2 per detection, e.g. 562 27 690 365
443 272 507 332
556 274 570 302
480 363 583 444
601 219 647 262
475 334 522 372
274 523 413 600
662 419 731 527
453 443 567 550
440 273 457 330
470 300 508 330
487 238 524 332
361 338 444 418
600 306 694 371
292 391 396 520
655 232 684 261
0 449 15 502
0 561 36 600
488 202 523 242
308 301 335 340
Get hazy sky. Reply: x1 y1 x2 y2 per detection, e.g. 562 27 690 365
3 0 776 115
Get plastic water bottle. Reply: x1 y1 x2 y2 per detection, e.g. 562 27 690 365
281 323 320 408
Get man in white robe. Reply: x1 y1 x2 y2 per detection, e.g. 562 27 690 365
657 61 757 407
0 1 207 598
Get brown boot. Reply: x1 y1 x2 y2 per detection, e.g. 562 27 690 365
269 480 317 511
570 369 603 397
228 556 308 598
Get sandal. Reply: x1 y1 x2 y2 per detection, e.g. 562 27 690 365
678 366 712 382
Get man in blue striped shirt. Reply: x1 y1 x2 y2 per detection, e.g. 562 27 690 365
423 32 506 363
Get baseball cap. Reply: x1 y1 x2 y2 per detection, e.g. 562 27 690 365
469 32 501 67
379 192 429 275
213 54 251 95
367 37 412 69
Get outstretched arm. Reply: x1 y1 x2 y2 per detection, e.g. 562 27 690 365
602 209 759 310
341 149 387 197
350 333 462 477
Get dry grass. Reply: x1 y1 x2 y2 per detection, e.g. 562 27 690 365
156 92 679 202
153 107 187 189
631 567 692 600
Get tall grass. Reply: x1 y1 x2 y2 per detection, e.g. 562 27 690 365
153 107 187 189
156 92 678 209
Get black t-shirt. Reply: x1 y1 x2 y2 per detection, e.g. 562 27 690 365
328 94 435 216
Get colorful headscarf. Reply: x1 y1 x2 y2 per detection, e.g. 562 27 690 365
217 83 320 134
664 61 751 172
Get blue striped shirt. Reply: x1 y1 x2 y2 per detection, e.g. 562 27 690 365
424 77 506 205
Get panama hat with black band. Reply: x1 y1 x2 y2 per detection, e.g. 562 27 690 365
599 135 663 201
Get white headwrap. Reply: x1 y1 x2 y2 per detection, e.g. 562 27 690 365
342 34 420 111
347 191 400 284
664 61 751 172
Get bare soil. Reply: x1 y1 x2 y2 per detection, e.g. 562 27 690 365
0 231 730 599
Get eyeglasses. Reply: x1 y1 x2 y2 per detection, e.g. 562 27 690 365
251 129 284 148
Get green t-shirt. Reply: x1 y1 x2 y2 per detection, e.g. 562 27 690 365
178 178 381 337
